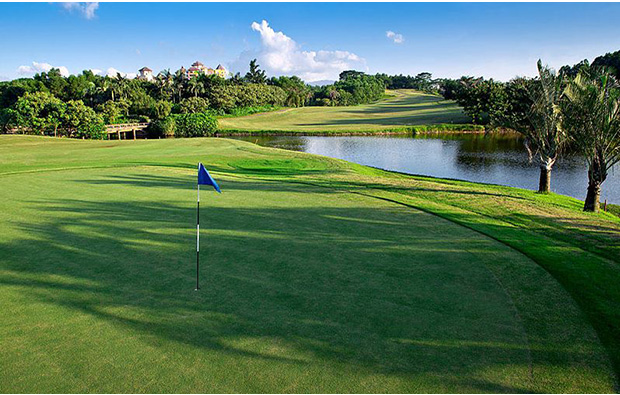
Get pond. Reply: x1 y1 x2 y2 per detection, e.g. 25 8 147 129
231 133 619 204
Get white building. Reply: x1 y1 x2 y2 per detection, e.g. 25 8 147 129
137 67 154 82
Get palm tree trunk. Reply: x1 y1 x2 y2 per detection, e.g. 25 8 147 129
538 165 551 193
584 160 604 212
584 180 601 212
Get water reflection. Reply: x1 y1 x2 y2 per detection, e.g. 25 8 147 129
231 134 618 203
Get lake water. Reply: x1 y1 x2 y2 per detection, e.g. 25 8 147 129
232 133 619 204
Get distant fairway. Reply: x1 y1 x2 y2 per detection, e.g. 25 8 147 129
0 136 619 393
219 90 473 133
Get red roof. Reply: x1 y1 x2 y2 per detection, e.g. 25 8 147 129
139 67 152 72
191 61 204 67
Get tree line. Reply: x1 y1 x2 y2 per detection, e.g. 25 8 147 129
431 50 620 212
0 59 390 138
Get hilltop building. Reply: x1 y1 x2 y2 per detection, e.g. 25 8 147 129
186 61 227 79
137 67 153 81
136 62 227 81
214 64 226 78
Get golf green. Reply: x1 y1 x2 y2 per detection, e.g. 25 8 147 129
0 136 617 393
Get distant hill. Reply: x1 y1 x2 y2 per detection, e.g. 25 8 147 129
307 80 335 86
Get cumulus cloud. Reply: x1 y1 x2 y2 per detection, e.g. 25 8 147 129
386 31 404 44
17 61 70 77
89 68 103 75
105 67 136 79
234 20 366 82
60 2 99 19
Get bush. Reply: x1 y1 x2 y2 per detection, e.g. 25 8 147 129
147 116 176 138
62 100 106 139
226 105 280 117
174 113 218 138
179 97 210 114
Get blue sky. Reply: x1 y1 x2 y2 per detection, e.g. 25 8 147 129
1 2 620 82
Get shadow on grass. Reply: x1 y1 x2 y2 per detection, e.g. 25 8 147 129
296 110 469 127
0 175 616 392
342 101 459 115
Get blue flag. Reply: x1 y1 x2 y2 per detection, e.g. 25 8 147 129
198 163 221 193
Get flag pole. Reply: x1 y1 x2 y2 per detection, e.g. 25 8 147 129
196 165 200 291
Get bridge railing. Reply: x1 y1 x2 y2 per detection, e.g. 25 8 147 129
105 123 149 131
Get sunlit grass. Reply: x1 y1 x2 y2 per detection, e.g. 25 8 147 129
0 135 618 392
218 90 475 133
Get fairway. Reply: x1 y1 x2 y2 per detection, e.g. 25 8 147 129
1 136 619 393
219 90 472 133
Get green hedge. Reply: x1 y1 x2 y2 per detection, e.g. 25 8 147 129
174 113 218 138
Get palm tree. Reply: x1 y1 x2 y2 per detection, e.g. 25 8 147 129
108 73 129 102
173 69 188 103
562 67 620 212
188 77 204 98
155 69 173 100
505 60 567 193
93 78 112 103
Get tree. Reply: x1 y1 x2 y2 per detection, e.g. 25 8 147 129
10 91 65 136
62 100 105 139
172 69 188 103
496 61 567 193
453 77 501 124
179 97 209 114
591 50 620 80
562 68 620 212
97 100 129 124
151 100 172 120
35 68 68 98
174 113 218 137
187 77 204 98
270 76 310 107
155 69 174 100
244 59 267 84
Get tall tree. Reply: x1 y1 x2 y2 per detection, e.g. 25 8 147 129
244 59 267 84
562 68 620 212
172 69 188 103
500 60 567 193
187 77 204 98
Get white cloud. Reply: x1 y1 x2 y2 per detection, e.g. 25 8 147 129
61 2 99 20
234 20 366 82
17 61 70 77
386 31 405 44
105 67 136 79
89 68 103 75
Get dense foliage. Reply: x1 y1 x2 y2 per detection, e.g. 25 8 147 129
0 59 397 138
312 72 386 106
173 113 218 138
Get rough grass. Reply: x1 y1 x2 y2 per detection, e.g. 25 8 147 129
218 90 475 134
0 135 619 393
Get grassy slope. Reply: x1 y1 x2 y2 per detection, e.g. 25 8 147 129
0 135 619 393
218 90 478 134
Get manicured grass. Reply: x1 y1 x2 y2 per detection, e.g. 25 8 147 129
218 90 477 134
0 135 619 393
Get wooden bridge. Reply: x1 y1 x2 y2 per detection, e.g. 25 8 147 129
105 123 149 140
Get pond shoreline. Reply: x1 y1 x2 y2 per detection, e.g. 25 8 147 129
216 123 486 136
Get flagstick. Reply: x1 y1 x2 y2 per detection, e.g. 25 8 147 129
196 180 200 291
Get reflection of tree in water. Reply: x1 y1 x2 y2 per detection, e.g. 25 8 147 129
452 133 589 175
452 133 530 173
233 136 308 152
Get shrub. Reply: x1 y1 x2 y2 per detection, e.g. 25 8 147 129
62 100 106 139
174 113 218 138
147 116 176 138
179 97 210 114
